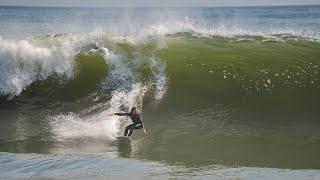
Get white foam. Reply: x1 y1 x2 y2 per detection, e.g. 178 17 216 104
51 112 117 141
147 56 167 102
51 83 146 141
0 37 75 96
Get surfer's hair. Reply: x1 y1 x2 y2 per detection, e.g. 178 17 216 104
131 107 137 112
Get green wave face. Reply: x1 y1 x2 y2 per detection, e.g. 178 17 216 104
140 35 320 168
163 35 320 101
21 54 108 100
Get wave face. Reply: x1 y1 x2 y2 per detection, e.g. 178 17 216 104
0 5 320 171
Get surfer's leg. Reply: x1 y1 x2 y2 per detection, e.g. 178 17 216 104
124 124 134 136
127 123 142 136
126 123 143 136
133 123 143 130
127 125 135 136
125 123 143 136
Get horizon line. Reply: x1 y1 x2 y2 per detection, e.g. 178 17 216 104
0 4 320 8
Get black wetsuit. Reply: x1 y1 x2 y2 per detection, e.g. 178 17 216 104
115 113 144 136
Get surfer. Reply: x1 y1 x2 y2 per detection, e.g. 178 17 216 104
111 107 148 137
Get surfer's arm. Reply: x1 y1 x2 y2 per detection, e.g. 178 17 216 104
139 116 148 135
114 113 130 116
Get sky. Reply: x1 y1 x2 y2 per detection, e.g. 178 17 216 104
0 0 320 7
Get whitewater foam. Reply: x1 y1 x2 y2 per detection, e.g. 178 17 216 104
0 37 75 96
51 83 147 141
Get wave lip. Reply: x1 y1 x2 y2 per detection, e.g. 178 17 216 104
0 36 76 96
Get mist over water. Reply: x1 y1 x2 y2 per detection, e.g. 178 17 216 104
0 5 320 179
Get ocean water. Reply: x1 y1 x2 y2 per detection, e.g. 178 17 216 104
0 5 320 179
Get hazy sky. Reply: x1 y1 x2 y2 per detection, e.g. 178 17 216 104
0 0 320 7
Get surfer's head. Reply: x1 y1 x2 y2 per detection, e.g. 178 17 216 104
131 107 138 114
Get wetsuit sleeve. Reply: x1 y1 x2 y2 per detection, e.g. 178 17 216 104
115 113 130 116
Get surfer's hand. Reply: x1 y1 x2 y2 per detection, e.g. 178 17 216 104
143 128 148 135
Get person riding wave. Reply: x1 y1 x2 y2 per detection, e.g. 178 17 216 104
111 107 148 137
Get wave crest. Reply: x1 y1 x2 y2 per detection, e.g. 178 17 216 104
0 36 76 96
